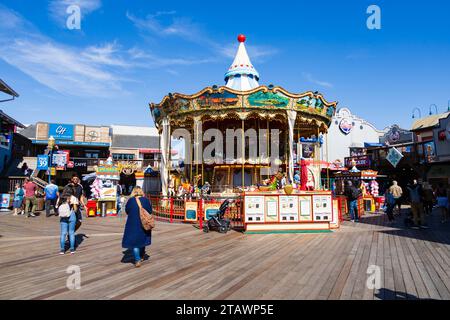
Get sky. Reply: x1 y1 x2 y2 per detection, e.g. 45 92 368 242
0 0 449 130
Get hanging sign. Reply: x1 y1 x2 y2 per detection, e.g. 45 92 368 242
386 147 403 168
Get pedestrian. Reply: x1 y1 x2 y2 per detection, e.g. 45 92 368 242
436 183 449 223
63 174 87 227
116 184 123 213
122 186 152 268
422 182 435 216
384 189 395 223
23 178 38 218
388 180 403 214
407 179 427 229
44 179 59 217
344 180 362 222
56 187 76 255
12 183 24 216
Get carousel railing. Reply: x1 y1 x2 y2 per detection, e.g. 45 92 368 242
146 194 245 231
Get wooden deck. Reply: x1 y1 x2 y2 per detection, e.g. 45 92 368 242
1 208 450 300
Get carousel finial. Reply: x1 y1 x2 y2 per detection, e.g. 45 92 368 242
237 34 246 43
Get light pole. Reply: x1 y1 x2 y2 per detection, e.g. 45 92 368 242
429 104 438 115
47 136 55 183
447 100 450 112
412 107 421 119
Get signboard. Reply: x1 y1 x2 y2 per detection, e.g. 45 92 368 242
204 203 221 220
1 194 11 209
386 147 403 168
48 123 74 140
298 196 312 221
50 167 56 176
312 195 332 221
184 202 198 222
265 196 279 222
67 161 74 169
73 159 88 171
99 185 117 201
244 196 265 223
423 141 436 163
339 118 353 135
279 196 299 222
345 155 371 168
96 165 120 180
37 155 49 171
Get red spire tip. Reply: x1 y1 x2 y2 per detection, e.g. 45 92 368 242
237 34 246 43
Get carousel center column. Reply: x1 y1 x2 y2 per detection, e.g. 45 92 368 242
286 109 297 185
160 117 171 197
193 116 203 181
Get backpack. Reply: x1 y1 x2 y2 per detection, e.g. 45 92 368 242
135 197 155 231
58 203 72 218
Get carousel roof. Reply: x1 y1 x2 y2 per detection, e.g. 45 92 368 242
224 35 260 91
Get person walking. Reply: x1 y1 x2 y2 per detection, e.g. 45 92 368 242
122 186 152 268
23 178 38 218
12 183 24 216
384 189 396 223
56 187 76 255
407 179 427 229
422 182 435 216
44 179 59 217
63 175 86 226
388 180 403 214
344 180 362 222
436 183 449 223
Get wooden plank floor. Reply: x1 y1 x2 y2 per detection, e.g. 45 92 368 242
1 207 450 300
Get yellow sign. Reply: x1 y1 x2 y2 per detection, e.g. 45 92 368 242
50 167 56 176
184 201 198 222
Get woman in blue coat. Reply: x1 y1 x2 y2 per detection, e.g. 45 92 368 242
122 186 152 267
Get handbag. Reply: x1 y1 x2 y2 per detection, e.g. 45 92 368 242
135 197 155 231
58 203 72 218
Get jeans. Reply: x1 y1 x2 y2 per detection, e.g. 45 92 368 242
24 196 37 215
348 200 358 221
60 211 76 251
133 247 145 263
45 198 58 216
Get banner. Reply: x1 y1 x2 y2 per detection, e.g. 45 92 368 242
1 194 11 209
37 155 49 170
73 159 88 171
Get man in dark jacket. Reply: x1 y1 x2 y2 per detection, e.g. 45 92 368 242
344 180 362 222
407 179 427 229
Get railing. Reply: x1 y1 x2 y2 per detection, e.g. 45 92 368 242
7 176 45 195
147 194 245 231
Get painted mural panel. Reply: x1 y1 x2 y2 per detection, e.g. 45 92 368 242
248 91 289 108
197 91 238 108
295 96 325 114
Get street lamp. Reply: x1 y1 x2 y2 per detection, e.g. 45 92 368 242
429 104 438 115
47 136 55 183
447 100 450 112
412 107 421 119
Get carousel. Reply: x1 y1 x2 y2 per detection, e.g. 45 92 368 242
150 35 341 232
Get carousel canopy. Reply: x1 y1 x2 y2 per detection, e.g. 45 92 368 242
224 34 260 91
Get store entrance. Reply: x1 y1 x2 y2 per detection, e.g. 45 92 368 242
120 173 136 195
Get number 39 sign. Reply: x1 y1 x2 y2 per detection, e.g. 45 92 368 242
37 155 49 170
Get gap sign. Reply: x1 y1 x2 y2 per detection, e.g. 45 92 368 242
48 123 74 140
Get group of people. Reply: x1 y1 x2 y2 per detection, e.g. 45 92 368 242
384 180 450 228
13 175 152 267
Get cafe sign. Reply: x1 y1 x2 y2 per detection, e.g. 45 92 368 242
344 155 371 168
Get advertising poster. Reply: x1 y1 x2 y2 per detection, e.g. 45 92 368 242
298 196 312 221
52 152 68 169
264 196 278 222
185 201 198 222
245 196 265 222
312 195 332 222
99 185 117 200
204 203 221 220
279 195 299 222
1 194 11 209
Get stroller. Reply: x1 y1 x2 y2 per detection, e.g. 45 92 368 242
203 199 232 233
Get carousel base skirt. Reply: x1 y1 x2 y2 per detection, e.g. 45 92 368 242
244 229 333 234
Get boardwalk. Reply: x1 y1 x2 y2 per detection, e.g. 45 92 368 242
1 208 450 300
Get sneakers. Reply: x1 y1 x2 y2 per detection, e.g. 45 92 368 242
27 213 36 218
70 250 75 255
420 225 429 229
350 219 355 223
135 261 142 268
59 251 65 255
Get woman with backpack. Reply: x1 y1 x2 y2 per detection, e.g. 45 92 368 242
122 186 153 268
56 187 77 255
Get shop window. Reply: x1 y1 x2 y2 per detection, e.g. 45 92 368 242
113 153 135 160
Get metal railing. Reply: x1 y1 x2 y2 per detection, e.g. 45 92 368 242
147 194 245 231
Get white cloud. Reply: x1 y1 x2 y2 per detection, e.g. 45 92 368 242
49 0 101 26
302 72 333 88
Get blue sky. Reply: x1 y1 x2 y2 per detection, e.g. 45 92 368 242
0 0 449 129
